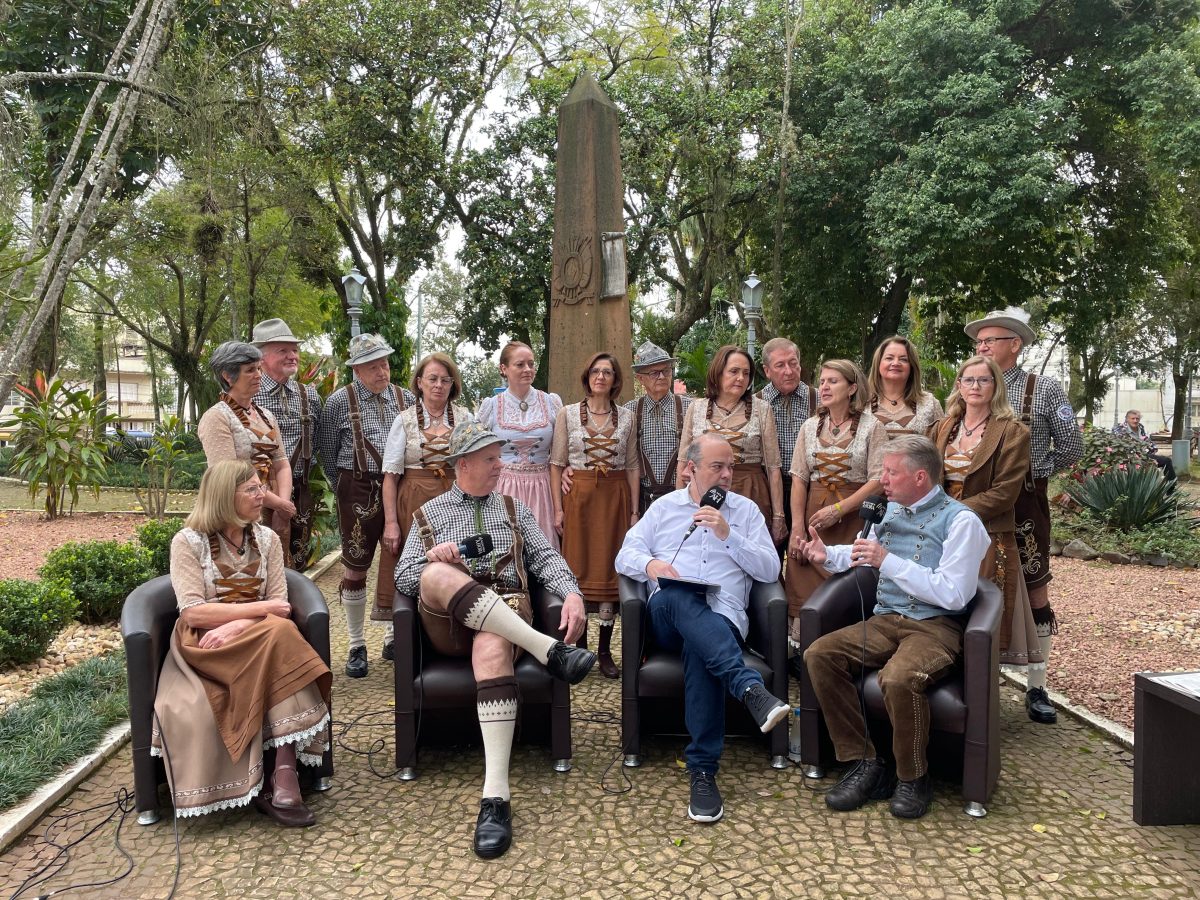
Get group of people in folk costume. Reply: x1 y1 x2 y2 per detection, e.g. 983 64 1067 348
155 302 1081 836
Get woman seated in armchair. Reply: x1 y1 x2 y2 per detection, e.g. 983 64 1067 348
151 460 331 826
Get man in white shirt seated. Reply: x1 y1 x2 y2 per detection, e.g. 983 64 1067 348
798 434 990 820
615 433 790 824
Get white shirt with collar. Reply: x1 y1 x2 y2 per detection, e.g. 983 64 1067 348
615 487 781 637
823 486 990 613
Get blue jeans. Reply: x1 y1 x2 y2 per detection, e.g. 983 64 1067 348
648 586 763 774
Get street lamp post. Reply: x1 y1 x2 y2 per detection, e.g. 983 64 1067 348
741 273 764 373
342 267 367 339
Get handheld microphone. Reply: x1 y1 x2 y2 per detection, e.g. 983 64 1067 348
684 486 728 538
457 534 494 559
857 495 888 540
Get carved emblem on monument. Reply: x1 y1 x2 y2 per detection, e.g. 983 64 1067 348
552 232 595 306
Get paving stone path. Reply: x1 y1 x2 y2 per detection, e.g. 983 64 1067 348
3 567 1199 898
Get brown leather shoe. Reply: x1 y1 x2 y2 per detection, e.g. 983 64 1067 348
597 652 619 679
271 764 303 808
253 793 315 827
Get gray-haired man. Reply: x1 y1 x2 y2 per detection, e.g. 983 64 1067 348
316 333 417 677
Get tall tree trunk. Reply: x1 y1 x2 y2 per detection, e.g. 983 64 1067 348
1172 368 1189 441
147 340 161 425
92 308 106 415
866 272 913 361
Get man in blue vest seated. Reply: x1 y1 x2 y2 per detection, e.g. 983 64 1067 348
798 434 990 820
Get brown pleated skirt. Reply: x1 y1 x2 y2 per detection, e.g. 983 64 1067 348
732 462 772 526
984 532 1043 667
561 468 630 606
395 467 455 547
785 479 866 617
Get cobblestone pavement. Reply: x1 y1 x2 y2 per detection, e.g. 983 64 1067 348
4 568 1199 899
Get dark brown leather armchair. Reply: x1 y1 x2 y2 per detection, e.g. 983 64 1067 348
120 570 334 825
392 585 572 779
619 575 790 769
797 569 1002 817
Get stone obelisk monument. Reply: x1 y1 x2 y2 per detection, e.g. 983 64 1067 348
547 72 632 406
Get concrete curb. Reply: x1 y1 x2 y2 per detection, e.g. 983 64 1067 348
0 556 336 854
1000 669 1134 750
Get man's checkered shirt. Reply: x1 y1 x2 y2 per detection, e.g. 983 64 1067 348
1003 366 1083 479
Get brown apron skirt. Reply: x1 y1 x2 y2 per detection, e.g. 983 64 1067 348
731 462 772 528
785 479 866 618
561 468 629 606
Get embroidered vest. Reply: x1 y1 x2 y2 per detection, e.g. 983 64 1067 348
874 487 972 620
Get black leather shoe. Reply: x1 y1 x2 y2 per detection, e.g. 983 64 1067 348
825 758 896 812
787 655 805 681
597 652 619 679
473 797 512 859
345 645 368 678
890 774 933 819
545 641 596 684
1026 687 1057 724
381 641 394 661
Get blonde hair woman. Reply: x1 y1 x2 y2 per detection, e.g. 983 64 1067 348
866 335 943 439
151 460 331 826
785 360 886 644
929 355 1041 668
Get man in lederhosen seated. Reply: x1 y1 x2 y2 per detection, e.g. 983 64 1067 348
394 421 594 859
316 333 416 678
252 318 322 570
625 341 692 514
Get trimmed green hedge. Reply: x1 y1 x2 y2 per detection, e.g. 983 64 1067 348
39 541 156 623
0 579 78 666
136 516 185 577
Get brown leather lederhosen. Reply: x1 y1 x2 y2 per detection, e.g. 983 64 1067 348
759 384 816 536
287 385 316 570
336 384 405 613
412 495 533 656
1011 373 1052 589
635 393 684 514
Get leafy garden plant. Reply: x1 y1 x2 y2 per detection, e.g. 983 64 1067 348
1063 466 1199 531
0 371 117 519
38 540 155 623
1067 424 1157 482
0 578 77 667
136 516 185 577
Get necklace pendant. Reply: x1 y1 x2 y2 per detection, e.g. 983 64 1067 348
519 400 529 412
889 398 899 407
831 425 841 436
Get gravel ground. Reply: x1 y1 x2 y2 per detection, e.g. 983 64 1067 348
1051 556 1200 730
0 510 146 581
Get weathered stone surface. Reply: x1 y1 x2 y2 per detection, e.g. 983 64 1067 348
1101 551 1132 565
1063 539 1100 560
547 72 632 406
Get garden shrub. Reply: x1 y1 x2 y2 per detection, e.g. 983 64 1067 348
1064 466 1198 530
137 516 185 576
1067 424 1157 481
0 578 77 667
39 541 155 623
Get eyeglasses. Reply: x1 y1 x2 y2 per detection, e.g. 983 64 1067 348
589 368 615 379
958 376 994 388
422 375 454 386
974 336 1019 348
638 368 672 380
238 483 267 497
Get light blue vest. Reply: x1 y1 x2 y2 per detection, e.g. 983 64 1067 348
874 487 973 620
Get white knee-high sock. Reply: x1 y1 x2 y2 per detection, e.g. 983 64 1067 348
342 584 367 650
1027 623 1052 691
478 677 518 801
448 583 557 664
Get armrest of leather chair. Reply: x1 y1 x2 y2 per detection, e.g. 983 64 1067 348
962 579 1002 739
393 591 418 769
531 584 566 641
120 576 179 748
798 569 878 652
618 574 649 672
746 579 785 656
285 570 330 664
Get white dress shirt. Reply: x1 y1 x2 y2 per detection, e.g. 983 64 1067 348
615 487 781 637
823 487 990 613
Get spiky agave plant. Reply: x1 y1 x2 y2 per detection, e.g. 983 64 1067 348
1064 467 1199 531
